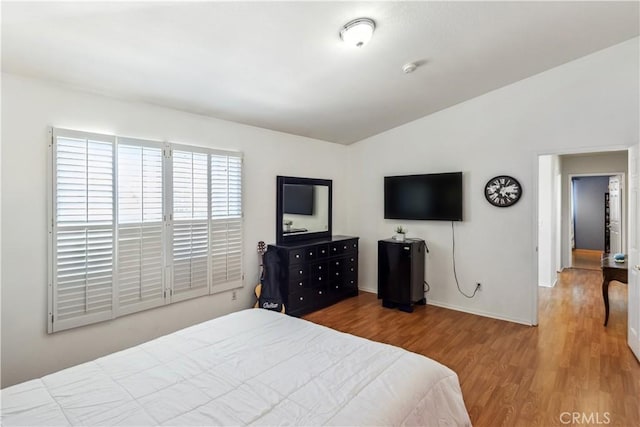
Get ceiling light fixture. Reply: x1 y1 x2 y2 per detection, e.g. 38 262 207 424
340 18 375 48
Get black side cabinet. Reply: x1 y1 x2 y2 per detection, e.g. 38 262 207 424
378 238 426 312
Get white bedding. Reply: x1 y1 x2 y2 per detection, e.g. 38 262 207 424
1 309 471 426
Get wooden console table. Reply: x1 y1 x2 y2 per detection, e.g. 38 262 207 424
602 254 628 326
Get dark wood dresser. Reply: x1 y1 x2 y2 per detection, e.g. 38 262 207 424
268 235 359 317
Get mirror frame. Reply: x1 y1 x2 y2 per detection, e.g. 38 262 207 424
276 176 332 245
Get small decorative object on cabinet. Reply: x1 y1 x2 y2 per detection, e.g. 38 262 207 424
268 236 359 317
394 225 407 242
378 238 426 312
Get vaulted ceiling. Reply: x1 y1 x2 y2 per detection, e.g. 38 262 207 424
2 1 638 144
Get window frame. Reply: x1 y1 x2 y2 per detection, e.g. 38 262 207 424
48 128 244 333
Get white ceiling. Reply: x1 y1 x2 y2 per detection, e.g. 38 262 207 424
2 1 638 144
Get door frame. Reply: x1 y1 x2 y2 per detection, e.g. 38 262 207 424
531 145 630 326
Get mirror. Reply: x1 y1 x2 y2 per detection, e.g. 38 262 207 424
276 176 332 244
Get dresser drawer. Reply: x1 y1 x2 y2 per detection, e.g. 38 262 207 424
330 266 346 280
329 242 344 255
305 246 317 261
329 280 348 293
346 254 357 266
330 258 344 270
345 262 357 275
289 248 305 264
310 269 328 287
346 277 357 288
316 244 329 259
289 287 329 310
310 261 327 275
329 258 357 278
289 277 309 292
289 265 307 279
330 239 358 256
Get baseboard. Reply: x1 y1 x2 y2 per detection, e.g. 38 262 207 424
359 286 377 295
427 299 533 326
358 286 532 326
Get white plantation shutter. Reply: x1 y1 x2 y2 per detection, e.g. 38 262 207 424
50 129 244 332
51 129 115 332
210 153 243 291
171 148 210 301
117 139 164 315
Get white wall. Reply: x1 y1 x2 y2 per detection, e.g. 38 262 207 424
560 151 628 268
0 73 349 387
346 38 639 325
572 176 611 250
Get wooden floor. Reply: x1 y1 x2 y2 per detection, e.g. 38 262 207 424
572 249 603 271
304 269 639 427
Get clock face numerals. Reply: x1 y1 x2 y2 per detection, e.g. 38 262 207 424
485 176 522 207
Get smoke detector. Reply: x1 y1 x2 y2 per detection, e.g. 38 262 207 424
402 62 418 74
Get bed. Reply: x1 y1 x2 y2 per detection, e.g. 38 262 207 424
1 309 471 426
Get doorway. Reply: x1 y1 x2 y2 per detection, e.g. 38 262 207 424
537 150 628 287
569 174 624 269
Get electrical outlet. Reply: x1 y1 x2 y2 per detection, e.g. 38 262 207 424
232 290 237 301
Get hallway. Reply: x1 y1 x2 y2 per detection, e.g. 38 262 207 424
571 248 602 270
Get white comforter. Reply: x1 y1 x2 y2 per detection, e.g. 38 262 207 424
1 309 471 426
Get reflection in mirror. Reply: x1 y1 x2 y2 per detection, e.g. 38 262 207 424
282 185 329 235
276 176 332 244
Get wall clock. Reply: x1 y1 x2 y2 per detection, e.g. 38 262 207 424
484 175 522 207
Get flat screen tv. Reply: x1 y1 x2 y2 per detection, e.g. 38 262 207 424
283 184 314 215
384 172 463 221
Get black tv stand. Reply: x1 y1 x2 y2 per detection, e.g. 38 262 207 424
377 238 426 312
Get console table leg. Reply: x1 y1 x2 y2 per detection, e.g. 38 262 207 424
603 279 610 327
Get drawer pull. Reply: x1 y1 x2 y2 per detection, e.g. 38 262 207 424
350 280 354 284
309 252 313 256
298 282 303 287
351 258 354 262
299 270 303 274
335 261 340 265
319 290 323 295
318 265 322 270
343 245 347 249
336 272 340 276
350 268 354 272
322 250 326 254
319 277 322 281
296 254 300 258
335 285 339 289
299 296 304 301
333 247 337 252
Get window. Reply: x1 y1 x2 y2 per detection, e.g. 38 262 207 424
117 139 164 316
49 128 243 332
